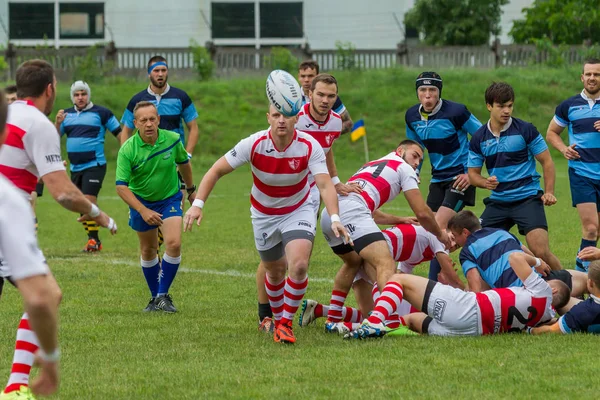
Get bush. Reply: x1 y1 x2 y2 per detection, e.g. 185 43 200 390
72 45 105 83
190 40 215 81
269 47 298 73
335 41 357 70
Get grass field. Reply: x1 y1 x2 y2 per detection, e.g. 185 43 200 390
1 68 598 399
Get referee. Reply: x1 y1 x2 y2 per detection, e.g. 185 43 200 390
116 101 196 313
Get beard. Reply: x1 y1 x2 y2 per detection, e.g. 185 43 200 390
150 74 168 88
585 84 600 95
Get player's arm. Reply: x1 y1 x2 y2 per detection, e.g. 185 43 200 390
405 123 426 176
185 119 199 155
340 110 353 135
119 103 136 145
508 252 550 282
54 109 65 135
546 119 568 155
173 140 195 203
314 172 352 245
404 188 449 247
465 268 488 292
521 245 535 256
467 166 497 190
120 125 133 145
372 210 418 226
181 93 200 155
437 253 465 290
534 149 556 206
326 148 361 196
528 321 563 335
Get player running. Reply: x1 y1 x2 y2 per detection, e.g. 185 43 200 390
184 103 351 344
116 101 196 313
0 60 117 399
546 58 600 272
405 71 482 282
54 81 123 252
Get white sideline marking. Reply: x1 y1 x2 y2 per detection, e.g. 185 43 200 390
48 256 335 283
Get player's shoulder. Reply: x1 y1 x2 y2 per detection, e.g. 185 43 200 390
470 123 488 141
559 94 586 108
89 104 113 114
296 130 322 147
330 109 342 120
405 104 421 122
130 89 150 102
165 86 191 99
159 128 182 143
440 99 469 116
63 106 77 114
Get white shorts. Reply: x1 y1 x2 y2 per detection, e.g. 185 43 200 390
0 221 48 281
309 185 320 218
251 200 316 261
423 282 480 336
321 196 384 254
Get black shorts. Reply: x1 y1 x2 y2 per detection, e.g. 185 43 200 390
543 270 573 291
35 182 44 197
427 181 476 213
0 276 16 299
71 164 107 197
480 191 548 236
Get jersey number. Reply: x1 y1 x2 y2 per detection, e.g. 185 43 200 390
507 306 538 332
358 160 389 179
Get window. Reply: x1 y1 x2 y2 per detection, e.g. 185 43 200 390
9 3 55 40
260 2 302 38
212 3 255 39
60 3 104 39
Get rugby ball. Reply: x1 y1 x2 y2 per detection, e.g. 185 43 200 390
266 70 302 117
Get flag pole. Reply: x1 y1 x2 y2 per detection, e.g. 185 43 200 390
362 133 369 163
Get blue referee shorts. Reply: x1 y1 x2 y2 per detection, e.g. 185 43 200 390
129 191 183 232
569 168 600 211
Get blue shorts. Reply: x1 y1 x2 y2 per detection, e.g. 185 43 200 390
569 168 600 211
129 191 183 232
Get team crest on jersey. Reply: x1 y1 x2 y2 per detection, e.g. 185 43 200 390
288 159 300 170
325 134 334 146
162 151 171 160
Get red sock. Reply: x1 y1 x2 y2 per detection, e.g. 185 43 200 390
5 314 39 393
386 313 401 329
280 276 308 326
265 276 285 322
342 306 363 323
367 282 404 325
326 290 347 322
371 282 380 303
314 303 326 318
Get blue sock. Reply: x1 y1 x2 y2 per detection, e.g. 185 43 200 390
141 257 160 298
428 258 442 281
576 238 597 272
158 254 181 296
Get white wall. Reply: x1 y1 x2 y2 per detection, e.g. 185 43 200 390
498 0 534 44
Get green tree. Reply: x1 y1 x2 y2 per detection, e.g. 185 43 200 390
404 0 508 46
510 0 600 45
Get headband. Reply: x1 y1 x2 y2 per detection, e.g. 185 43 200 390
148 61 168 74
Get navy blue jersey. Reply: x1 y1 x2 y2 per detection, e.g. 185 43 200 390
468 117 548 202
554 92 600 180
60 104 121 172
460 228 523 288
405 99 481 183
558 295 600 334
121 85 198 144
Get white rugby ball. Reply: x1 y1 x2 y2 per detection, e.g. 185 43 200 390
266 70 303 117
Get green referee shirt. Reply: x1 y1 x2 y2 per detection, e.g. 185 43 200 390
116 128 189 202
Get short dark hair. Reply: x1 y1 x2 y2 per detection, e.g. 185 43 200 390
550 280 571 310
310 73 338 92
485 82 514 106
0 89 7 133
589 260 600 288
133 101 158 117
147 55 167 69
299 60 319 74
398 139 423 152
4 85 17 95
447 210 482 233
583 58 600 72
15 60 55 99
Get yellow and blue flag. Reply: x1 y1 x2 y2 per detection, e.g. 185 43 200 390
350 119 366 142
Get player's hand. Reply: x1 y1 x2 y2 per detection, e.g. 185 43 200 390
541 193 557 206
55 109 65 125
437 230 452 250
30 355 59 396
397 216 419 225
562 144 580 160
335 182 362 196
331 221 353 246
77 211 118 235
452 173 471 191
484 176 499 190
578 246 600 261
183 206 203 232
140 208 163 226
594 120 600 132
534 259 551 277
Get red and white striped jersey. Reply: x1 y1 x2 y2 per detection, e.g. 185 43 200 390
475 272 555 334
224 129 327 215
382 224 446 271
296 103 342 187
347 152 420 212
0 101 65 197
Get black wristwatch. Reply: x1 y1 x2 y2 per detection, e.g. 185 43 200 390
186 185 196 195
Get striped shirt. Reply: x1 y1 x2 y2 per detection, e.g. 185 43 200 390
459 228 524 288
224 129 327 215
468 117 548 202
60 103 121 172
121 84 198 143
475 272 554 334
0 100 65 196
554 91 600 180
558 295 600 334
382 224 446 273
405 99 482 182
347 152 419 212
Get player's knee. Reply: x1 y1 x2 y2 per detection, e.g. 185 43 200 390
164 238 181 254
289 258 309 277
140 246 158 260
583 222 598 239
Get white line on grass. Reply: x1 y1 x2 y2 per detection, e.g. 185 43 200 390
48 256 335 283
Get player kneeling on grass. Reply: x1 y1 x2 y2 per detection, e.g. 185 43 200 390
528 260 600 334
344 246 570 339
116 101 196 313
184 104 351 344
